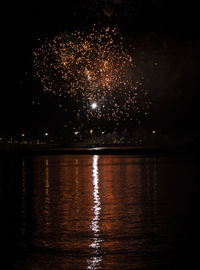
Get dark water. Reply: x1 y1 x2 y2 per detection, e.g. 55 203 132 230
1 154 200 269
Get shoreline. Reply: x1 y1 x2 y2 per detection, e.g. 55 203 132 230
0 143 198 156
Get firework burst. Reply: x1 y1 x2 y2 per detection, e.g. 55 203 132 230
33 26 149 123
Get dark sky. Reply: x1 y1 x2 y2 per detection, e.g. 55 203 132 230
1 0 200 141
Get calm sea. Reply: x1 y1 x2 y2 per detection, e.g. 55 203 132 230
1 154 199 269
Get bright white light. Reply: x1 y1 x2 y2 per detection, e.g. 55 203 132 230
91 155 101 234
91 102 97 109
87 155 103 270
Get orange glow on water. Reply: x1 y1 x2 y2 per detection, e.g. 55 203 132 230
30 155 158 269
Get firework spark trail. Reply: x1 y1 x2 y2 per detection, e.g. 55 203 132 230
33 26 150 123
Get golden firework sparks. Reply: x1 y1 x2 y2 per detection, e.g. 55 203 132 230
33 26 150 123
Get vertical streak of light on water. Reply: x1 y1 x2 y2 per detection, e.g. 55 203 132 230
87 155 103 270
75 159 80 216
43 158 50 248
44 159 50 208
21 158 27 243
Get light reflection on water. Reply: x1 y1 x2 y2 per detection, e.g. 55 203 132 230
20 159 27 241
28 155 158 269
11 154 200 269
87 155 102 269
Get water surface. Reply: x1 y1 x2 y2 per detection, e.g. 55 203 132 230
1 154 199 269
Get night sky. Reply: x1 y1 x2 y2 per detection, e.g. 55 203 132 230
1 0 200 144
